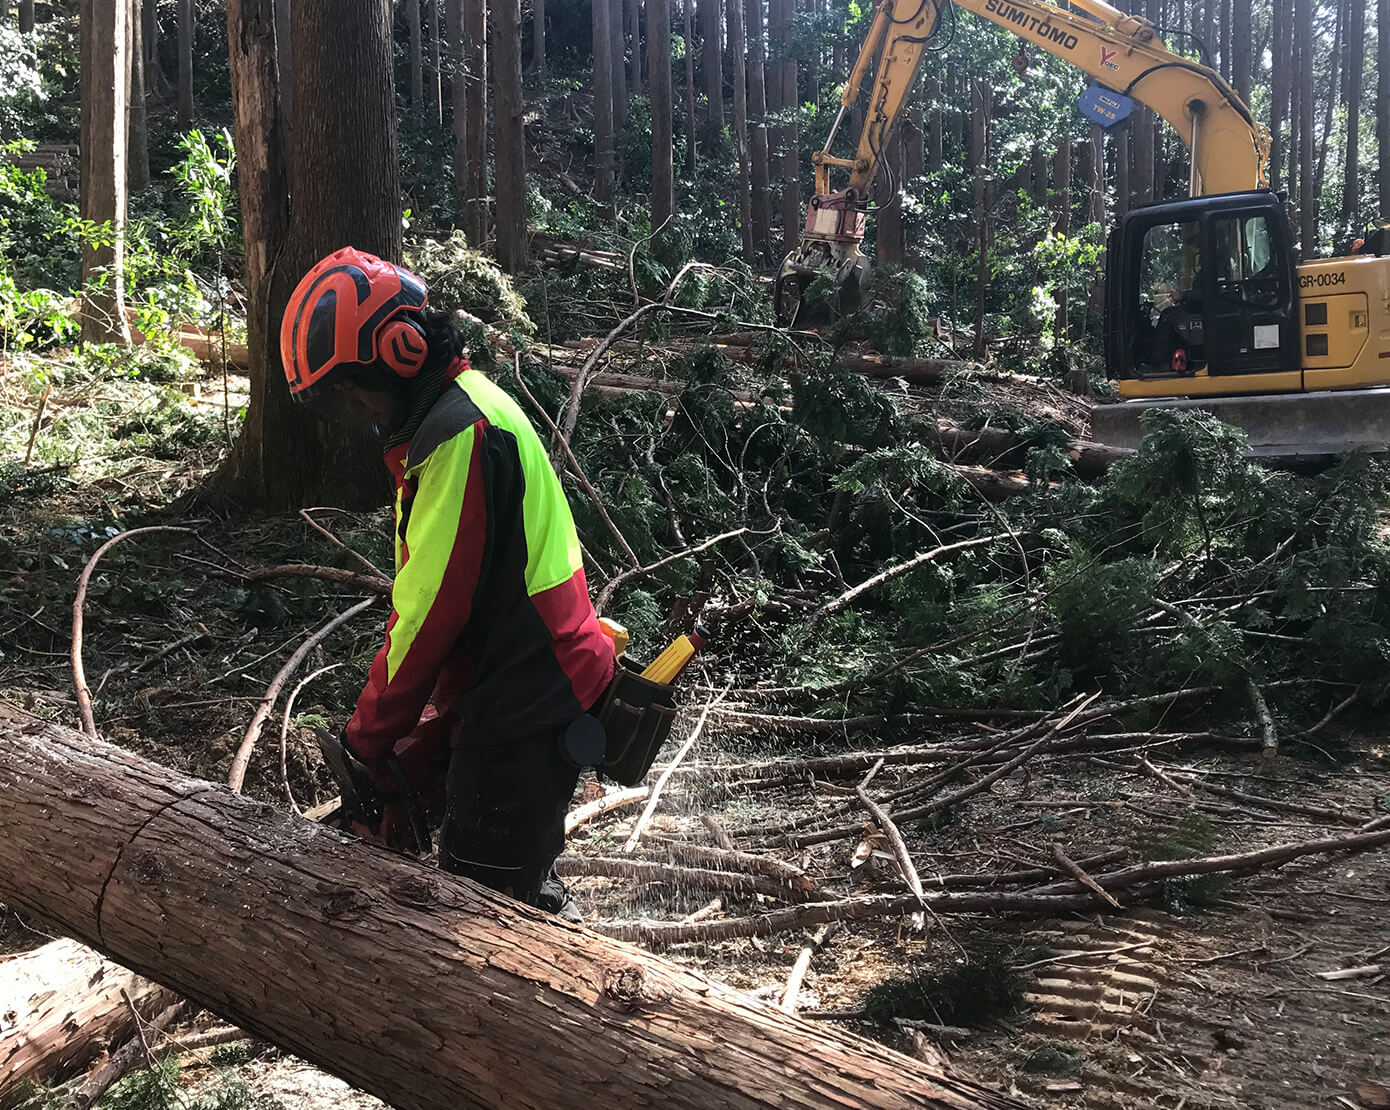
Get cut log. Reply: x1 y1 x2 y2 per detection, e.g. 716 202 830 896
0 938 174 1103
0 704 1024 1110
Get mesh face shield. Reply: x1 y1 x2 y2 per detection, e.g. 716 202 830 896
292 363 409 438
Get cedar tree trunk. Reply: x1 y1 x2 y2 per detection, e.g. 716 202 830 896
0 706 1026 1110
80 0 132 345
464 0 488 246
746 0 771 259
593 0 617 220
649 0 675 225
128 0 149 192
729 0 751 259
0 939 173 1101
218 0 398 509
177 0 193 123
492 0 526 272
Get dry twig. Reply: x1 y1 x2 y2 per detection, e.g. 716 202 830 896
595 527 752 614
564 786 650 834
1050 843 1122 909
72 526 193 738
227 598 378 794
298 508 392 582
622 691 724 853
277 663 344 813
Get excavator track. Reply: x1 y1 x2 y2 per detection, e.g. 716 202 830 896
1090 389 1390 459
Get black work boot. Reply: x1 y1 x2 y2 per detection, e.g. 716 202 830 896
536 866 583 924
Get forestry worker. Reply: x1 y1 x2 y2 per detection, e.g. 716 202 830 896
279 246 615 922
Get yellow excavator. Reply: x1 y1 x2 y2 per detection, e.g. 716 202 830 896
777 0 1390 457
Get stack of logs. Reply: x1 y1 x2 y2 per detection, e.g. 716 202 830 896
1 143 79 201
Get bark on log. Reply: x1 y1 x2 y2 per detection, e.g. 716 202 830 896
0 704 1023 1110
0 939 174 1103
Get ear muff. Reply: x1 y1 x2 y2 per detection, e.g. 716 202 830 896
378 317 429 377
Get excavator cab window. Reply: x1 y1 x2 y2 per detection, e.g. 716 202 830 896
1136 220 1205 374
1106 193 1300 383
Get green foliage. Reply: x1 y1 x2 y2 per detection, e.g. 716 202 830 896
406 230 535 339
862 941 1025 1028
835 265 943 357
1046 551 1156 676
1145 810 1229 914
1021 1041 1083 1077
0 27 43 139
96 1058 182 1110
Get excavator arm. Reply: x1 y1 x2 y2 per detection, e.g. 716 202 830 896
779 0 1272 324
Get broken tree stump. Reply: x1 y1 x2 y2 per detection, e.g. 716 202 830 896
0 704 1024 1110
0 938 174 1103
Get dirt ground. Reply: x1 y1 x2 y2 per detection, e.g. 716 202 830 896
561 731 1390 1110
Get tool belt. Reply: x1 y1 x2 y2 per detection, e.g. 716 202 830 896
562 659 678 787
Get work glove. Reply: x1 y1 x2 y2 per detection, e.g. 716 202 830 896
314 728 431 857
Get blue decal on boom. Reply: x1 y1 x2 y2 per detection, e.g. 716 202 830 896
1078 83 1134 129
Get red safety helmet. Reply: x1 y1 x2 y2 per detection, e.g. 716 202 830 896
280 247 430 402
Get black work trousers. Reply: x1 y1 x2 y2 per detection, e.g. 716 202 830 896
437 726 582 920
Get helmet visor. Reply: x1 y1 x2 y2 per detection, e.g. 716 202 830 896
294 372 403 438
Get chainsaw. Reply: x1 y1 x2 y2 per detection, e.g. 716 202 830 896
313 707 451 856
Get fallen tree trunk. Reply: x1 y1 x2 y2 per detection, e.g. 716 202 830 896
0 939 174 1103
0 704 1023 1110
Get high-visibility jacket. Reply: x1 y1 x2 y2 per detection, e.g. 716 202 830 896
344 360 615 760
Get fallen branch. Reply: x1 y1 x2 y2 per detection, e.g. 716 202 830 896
1032 824 1390 895
1247 678 1279 763
72 526 194 738
623 693 722 853
564 787 650 834
244 564 393 596
790 694 1100 848
555 855 817 902
298 508 392 583
556 260 711 451
641 836 816 892
64 1000 186 1110
681 898 723 924
855 782 926 912
595 527 751 614
1304 686 1361 737
809 536 996 626
24 382 51 465
606 825 1390 947
227 598 379 793
1050 844 1121 910
1146 762 1365 826
599 889 1102 947
781 924 837 1015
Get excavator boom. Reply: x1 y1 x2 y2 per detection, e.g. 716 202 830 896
840 0 1268 199
780 0 1271 327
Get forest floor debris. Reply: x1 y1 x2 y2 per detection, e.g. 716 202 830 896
2 341 1390 1109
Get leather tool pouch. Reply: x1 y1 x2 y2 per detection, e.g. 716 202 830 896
593 659 679 786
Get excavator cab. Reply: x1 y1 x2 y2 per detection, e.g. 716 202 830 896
1105 192 1301 386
